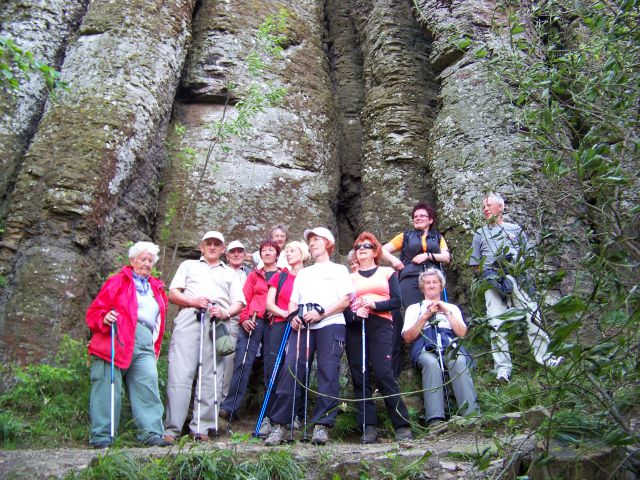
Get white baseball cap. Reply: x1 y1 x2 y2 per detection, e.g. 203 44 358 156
201 231 225 243
227 240 245 251
303 227 335 245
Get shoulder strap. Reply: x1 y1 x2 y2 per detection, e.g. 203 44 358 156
274 271 288 304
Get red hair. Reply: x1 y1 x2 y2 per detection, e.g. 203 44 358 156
353 231 382 265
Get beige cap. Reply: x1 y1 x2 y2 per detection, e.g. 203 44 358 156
201 231 225 243
303 227 335 245
227 240 245 251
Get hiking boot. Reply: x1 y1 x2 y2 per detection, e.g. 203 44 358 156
92 441 111 449
162 434 176 445
258 417 272 438
264 423 286 446
190 432 209 442
293 416 302 430
496 370 511 383
362 425 378 444
311 424 329 445
144 435 170 447
395 426 413 441
218 408 230 420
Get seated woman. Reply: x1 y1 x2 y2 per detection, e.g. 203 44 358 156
401 269 478 428
86 241 168 448
347 232 413 443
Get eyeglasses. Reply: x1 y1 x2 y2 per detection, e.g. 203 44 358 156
413 214 429 219
355 242 375 251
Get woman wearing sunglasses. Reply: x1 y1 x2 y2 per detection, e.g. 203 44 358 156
347 232 413 443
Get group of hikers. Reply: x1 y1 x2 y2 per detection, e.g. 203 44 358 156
85 193 562 448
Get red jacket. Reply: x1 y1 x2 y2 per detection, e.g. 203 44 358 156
86 266 167 369
239 268 282 323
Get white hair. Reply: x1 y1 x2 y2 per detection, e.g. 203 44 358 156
485 192 505 207
418 268 446 290
128 241 160 265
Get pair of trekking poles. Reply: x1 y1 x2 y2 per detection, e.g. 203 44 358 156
224 303 324 441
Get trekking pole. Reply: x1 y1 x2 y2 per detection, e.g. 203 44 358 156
361 314 367 443
433 318 451 416
210 304 219 437
438 262 449 303
110 317 115 444
254 319 292 437
196 308 206 437
302 304 312 442
289 304 305 442
227 311 256 431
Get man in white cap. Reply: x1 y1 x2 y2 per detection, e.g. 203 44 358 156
221 239 251 401
264 227 354 446
163 231 246 442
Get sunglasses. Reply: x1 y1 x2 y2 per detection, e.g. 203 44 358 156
355 242 375 251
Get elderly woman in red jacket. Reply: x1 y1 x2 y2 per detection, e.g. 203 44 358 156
86 241 168 449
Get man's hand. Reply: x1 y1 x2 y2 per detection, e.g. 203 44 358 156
192 296 212 309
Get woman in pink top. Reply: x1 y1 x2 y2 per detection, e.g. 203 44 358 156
346 232 412 444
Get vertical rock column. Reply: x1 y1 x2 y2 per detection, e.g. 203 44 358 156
0 0 196 365
351 0 439 241
156 0 339 272
0 0 89 214
324 0 365 246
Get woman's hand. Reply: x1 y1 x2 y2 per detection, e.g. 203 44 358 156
103 309 119 326
412 252 433 264
361 296 376 310
303 309 322 324
242 316 256 333
355 306 369 319
392 258 404 271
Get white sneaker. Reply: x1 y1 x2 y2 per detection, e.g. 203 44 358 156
545 356 564 367
311 424 329 445
496 370 511 383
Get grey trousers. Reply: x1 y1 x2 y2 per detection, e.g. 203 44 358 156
89 326 164 445
485 275 552 376
416 349 477 422
164 307 224 437
221 316 240 401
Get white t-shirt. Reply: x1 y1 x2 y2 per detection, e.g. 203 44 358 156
402 301 463 334
290 261 354 330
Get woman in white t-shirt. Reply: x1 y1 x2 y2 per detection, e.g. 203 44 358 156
264 227 353 446
402 269 478 429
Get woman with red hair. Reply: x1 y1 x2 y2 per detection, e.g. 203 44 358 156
347 232 413 443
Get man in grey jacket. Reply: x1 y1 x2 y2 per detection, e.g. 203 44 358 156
469 193 562 383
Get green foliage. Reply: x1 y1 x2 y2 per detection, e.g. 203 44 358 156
0 336 90 447
0 36 67 97
462 0 640 472
64 448 305 480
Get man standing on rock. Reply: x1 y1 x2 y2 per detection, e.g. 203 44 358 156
469 193 562 383
163 231 245 442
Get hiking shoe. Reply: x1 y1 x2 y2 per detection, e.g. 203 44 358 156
258 417 272 438
144 435 170 447
545 355 564 367
496 370 511 383
311 424 329 445
162 434 176 445
293 416 302 430
362 425 378 444
92 441 111 449
395 426 413 441
264 423 286 446
218 408 230 420
190 432 209 442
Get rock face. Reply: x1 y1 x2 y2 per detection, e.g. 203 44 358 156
0 0 196 365
0 1 632 365
0 0 89 215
